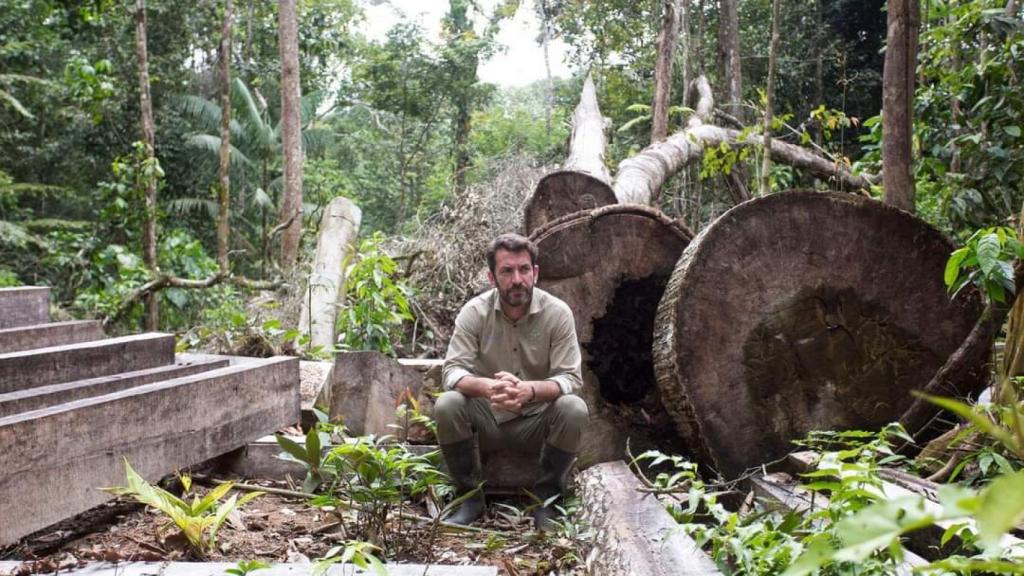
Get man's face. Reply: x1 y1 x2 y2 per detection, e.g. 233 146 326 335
489 248 539 309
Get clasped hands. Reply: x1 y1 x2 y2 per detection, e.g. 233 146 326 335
486 371 534 413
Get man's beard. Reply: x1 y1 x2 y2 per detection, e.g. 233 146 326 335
499 283 533 308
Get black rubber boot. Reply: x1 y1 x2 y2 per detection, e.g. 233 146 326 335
441 438 486 526
531 443 576 532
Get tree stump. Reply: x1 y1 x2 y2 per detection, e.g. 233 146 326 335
653 191 984 477
532 204 693 465
523 75 616 234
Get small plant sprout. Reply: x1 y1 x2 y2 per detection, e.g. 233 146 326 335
224 560 270 576
102 458 263 557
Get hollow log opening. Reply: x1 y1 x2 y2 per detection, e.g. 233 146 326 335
586 274 670 405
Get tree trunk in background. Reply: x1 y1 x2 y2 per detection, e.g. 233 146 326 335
134 0 159 331
680 0 692 110
718 0 742 118
278 0 304 268
299 197 362 351
813 0 824 145
651 0 681 143
538 0 554 140
453 97 472 196
882 0 920 212
523 75 616 233
759 0 781 196
217 0 233 275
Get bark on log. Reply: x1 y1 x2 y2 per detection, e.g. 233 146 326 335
577 461 722 576
531 205 693 465
614 121 873 207
298 197 362 351
523 75 616 234
652 191 984 477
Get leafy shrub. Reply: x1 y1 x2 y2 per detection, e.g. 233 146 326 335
336 233 414 356
103 459 263 557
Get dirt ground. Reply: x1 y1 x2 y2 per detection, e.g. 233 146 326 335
3 478 590 576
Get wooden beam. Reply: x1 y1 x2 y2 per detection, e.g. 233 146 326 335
0 357 228 417
577 461 723 576
0 559 494 576
0 333 175 393
0 356 299 545
0 320 104 354
0 287 49 329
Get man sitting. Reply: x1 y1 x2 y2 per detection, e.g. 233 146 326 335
436 233 589 531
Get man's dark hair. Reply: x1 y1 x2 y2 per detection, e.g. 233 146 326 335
486 233 539 274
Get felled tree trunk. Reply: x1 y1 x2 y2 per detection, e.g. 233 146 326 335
298 197 362 352
613 76 873 206
532 205 693 466
523 75 616 234
652 191 984 477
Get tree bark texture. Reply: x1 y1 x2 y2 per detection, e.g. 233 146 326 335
759 0 781 196
217 0 233 274
718 0 743 117
278 0 304 268
577 461 723 576
299 197 362 352
882 0 920 212
531 205 693 466
134 0 159 331
652 0 681 143
652 191 984 476
523 75 616 234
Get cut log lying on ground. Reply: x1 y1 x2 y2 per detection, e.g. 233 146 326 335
0 356 228 417
220 435 539 492
298 196 362 352
0 356 298 546
0 319 104 353
532 204 693 465
0 286 49 329
746 471 928 573
0 332 176 393
0 561 498 576
653 191 984 477
523 75 616 234
578 460 723 576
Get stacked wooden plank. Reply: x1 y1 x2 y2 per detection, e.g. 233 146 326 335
0 287 301 546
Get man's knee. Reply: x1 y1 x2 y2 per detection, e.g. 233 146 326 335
433 390 468 424
553 395 588 428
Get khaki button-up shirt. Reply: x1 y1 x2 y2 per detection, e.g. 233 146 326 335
443 287 583 423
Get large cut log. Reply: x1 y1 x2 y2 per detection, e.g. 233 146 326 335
532 205 693 465
578 461 722 576
298 196 362 352
0 286 49 329
317 351 423 436
0 332 176 393
523 75 616 234
0 356 298 546
0 320 104 353
653 191 984 477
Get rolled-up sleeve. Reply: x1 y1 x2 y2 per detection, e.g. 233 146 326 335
546 306 582 395
442 305 480 390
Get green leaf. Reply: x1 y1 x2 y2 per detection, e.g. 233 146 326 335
945 247 969 288
915 392 1018 451
276 434 312 465
975 469 1024 550
976 233 1001 276
1005 125 1021 138
831 496 935 562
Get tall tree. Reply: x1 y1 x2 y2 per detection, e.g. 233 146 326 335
442 0 478 196
718 0 742 118
217 0 233 275
537 0 555 140
652 0 681 142
278 0 304 267
134 0 159 330
882 0 920 212
759 0 781 196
